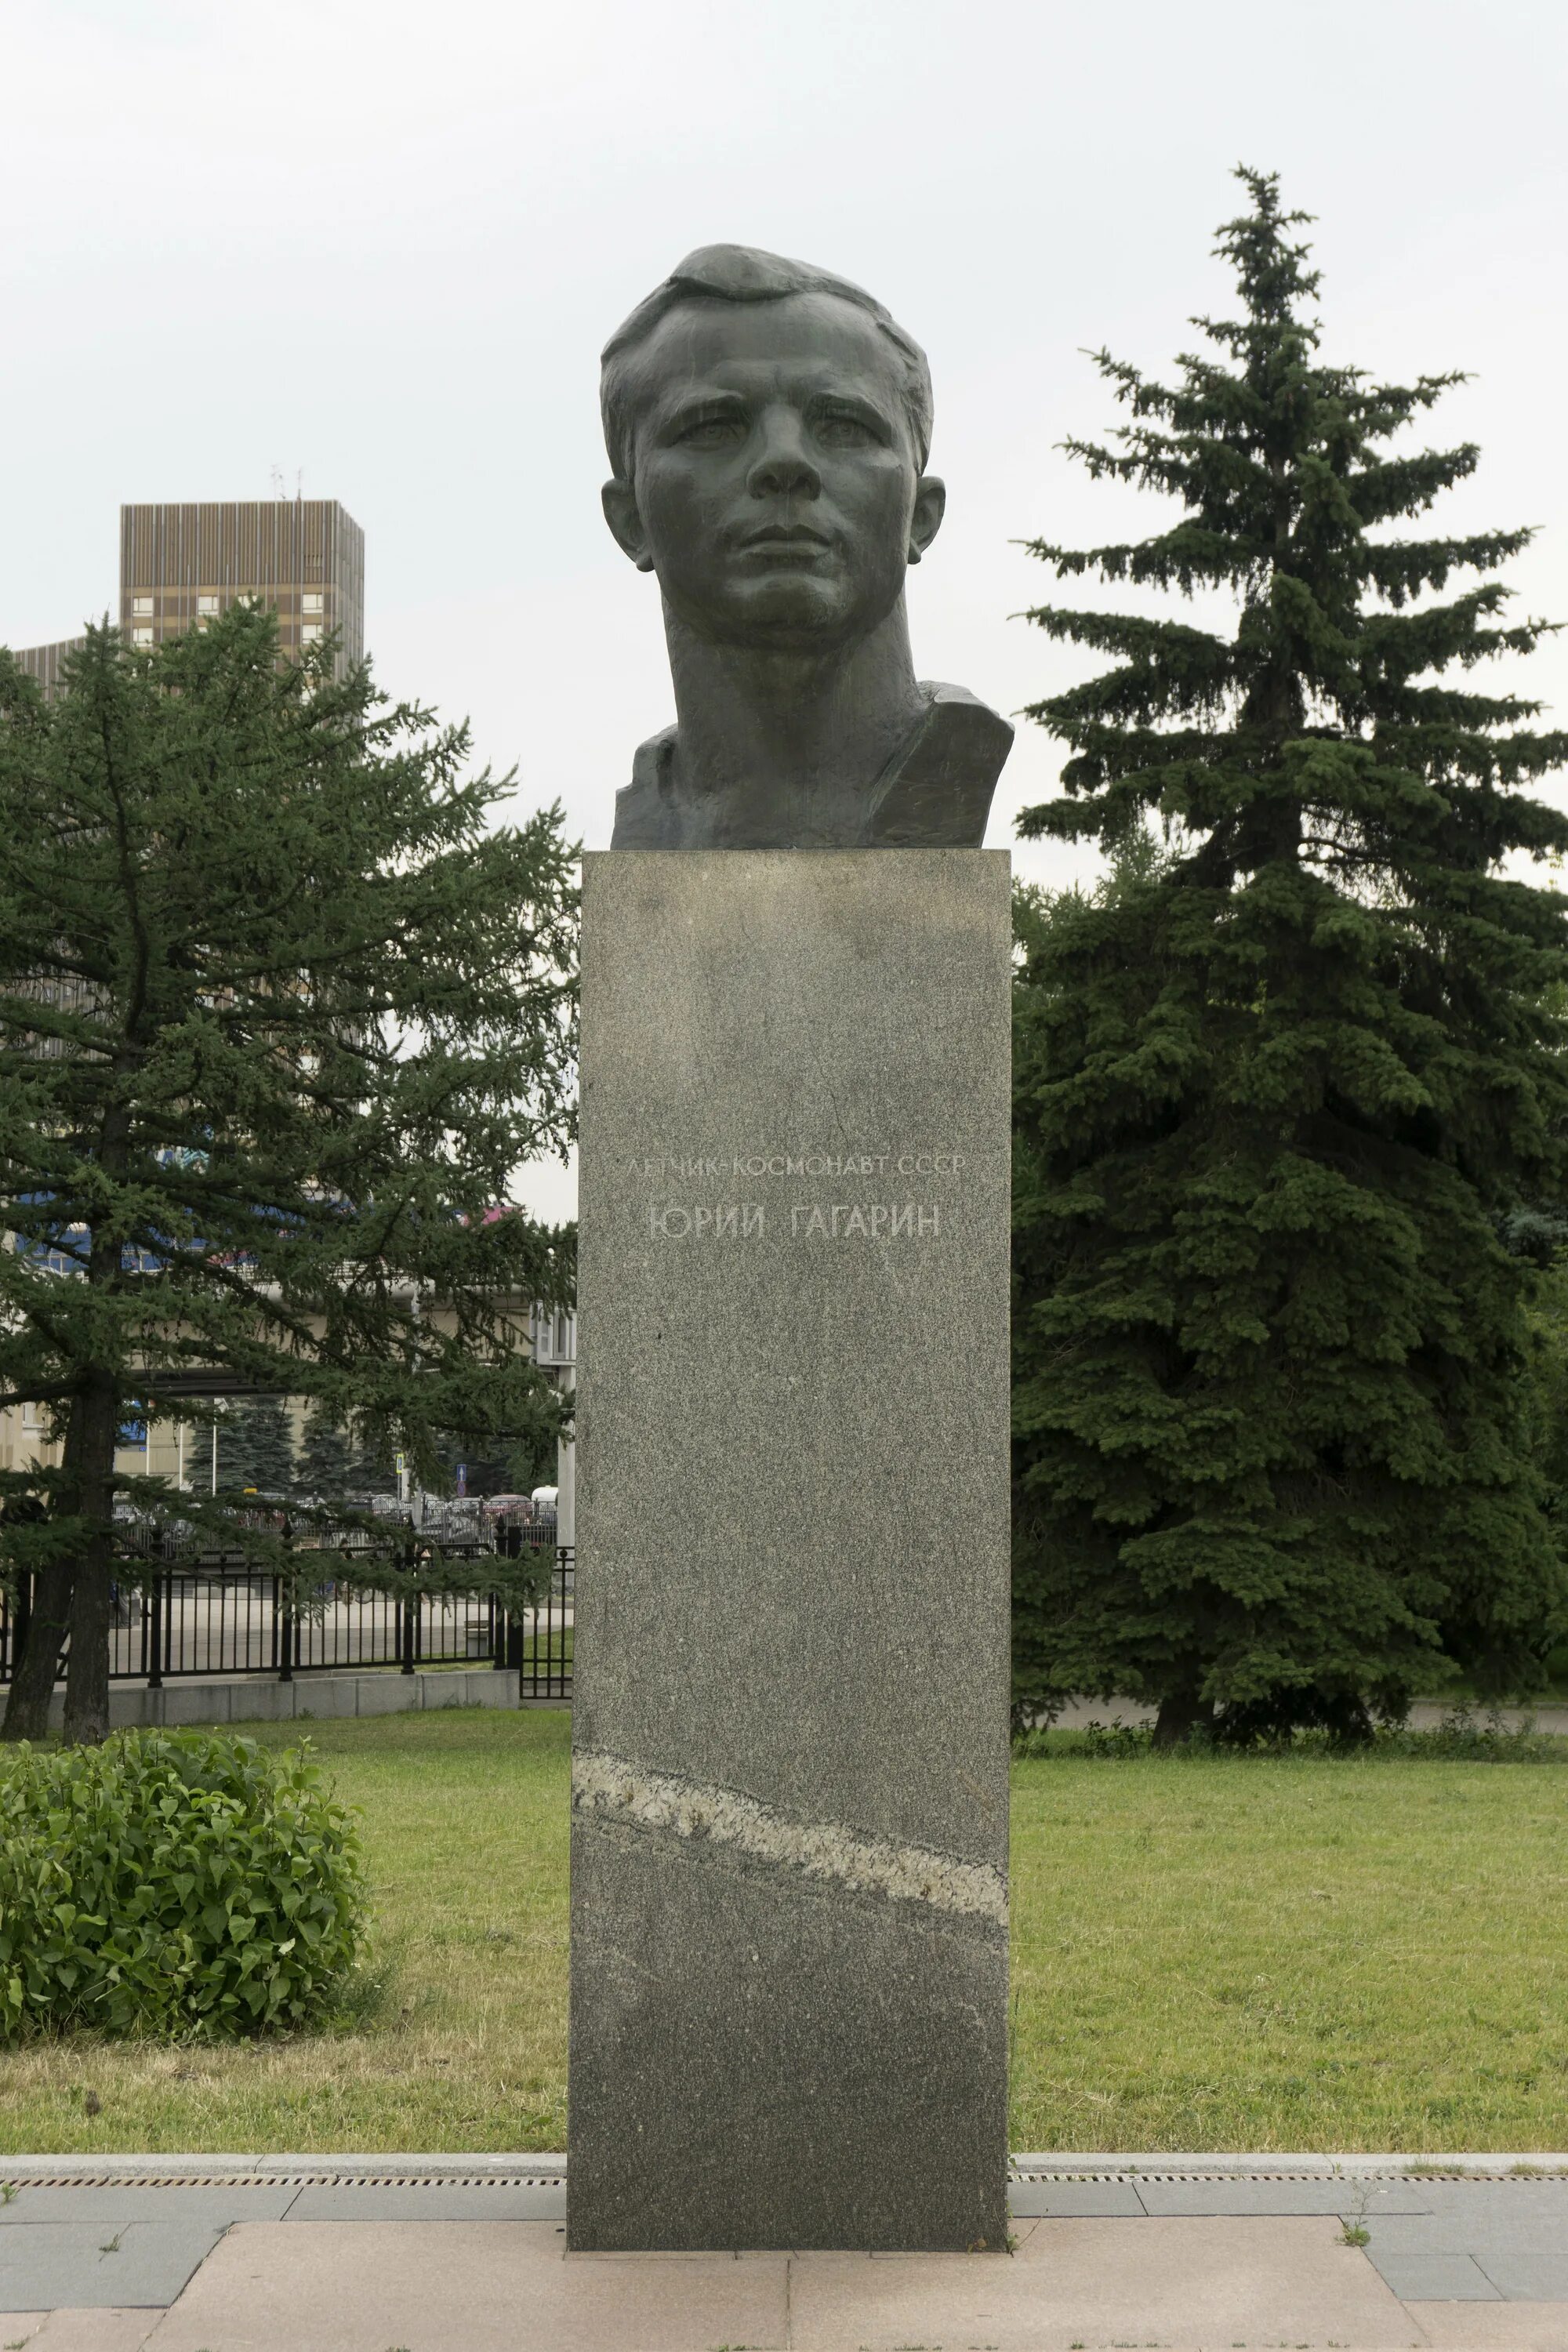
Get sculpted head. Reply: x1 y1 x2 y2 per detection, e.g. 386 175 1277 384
601 245 945 655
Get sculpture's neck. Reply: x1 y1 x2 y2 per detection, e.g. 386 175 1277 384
661 601 927 841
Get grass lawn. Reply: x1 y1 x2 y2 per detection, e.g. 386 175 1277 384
2 1706 1565 2156
1010 1743 1568 2152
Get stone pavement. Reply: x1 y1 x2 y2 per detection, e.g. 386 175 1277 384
0 2158 1563 2350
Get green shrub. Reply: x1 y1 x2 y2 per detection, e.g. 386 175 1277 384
1011 1718 1157 1761
1011 1708 1568 1765
1370 1708 1568 1764
0 1729 366 2041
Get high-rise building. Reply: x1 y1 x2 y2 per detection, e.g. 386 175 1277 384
12 637 86 697
120 500 365 676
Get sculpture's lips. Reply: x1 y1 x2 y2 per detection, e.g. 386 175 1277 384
739 524 832 550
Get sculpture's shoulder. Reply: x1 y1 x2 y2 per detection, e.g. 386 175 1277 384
609 683 1013 851
862 682 1013 848
611 727 681 850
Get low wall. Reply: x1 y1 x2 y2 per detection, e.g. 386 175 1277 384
44 1665 523 1734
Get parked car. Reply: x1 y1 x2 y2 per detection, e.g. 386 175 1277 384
481 1493 535 1523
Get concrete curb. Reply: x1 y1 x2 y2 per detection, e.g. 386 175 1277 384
1012 2150 1568 2175
4 2151 1565 2183
0 2154 568 2180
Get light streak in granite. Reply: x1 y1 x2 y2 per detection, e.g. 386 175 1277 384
572 1748 1007 1926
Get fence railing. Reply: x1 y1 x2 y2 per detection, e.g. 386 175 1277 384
0 1534 573 1703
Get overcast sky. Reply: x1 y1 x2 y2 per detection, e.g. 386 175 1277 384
5 0 1566 1218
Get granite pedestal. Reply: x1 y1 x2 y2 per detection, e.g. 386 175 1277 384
568 848 1011 2252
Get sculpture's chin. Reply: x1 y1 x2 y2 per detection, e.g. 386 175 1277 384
678 572 887 655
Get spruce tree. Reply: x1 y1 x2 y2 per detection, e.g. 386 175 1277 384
296 1408 355 1499
344 1420 396 1497
1012 170 1568 1743
220 1397 297 1497
0 608 576 1741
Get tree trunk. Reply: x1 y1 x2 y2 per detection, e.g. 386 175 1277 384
61 1378 118 1747
2 1402 82 1743
2 1555 72 1741
1152 1685 1214 1749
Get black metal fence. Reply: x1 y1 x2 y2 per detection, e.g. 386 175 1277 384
0 1531 573 1703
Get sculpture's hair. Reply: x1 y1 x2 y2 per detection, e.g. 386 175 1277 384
601 244 934 483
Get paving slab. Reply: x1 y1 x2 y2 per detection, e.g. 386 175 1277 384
25 2316 162 2350
1414 2304 1568 2349
1135 2174 1433 2215
1412 2179 1568 2249
1362 2194 1568 2280
789 2214 1417 2350
1364 2205 1568 2252
284 2182 566 2221
1475 2253 1568 2301
0 2194 291 2231
0 2232 218 2316
0 2173 1560 2351
1370 2249 1501 2299
142 2221 789 2351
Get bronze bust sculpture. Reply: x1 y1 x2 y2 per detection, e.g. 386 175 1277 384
601 245 1012 849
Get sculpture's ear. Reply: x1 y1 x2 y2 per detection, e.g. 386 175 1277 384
907 475 945 567
908 475 946 566
603 479 655 573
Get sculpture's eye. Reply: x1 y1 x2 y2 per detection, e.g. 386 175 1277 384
815 409 878 449
676 412 746 449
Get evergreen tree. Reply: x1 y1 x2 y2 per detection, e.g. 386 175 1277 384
296 1408 355 1499
220 1397 297 1497
0 607 576 1741
1012 169 1568 1743
343 1419 396 1497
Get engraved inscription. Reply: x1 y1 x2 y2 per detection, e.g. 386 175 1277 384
649 1203 765 1239
792 1203 938 1239
628 1151 963 1181
634 1143 967 1243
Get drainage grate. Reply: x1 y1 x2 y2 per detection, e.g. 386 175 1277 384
8 2165 1559 2190
0 2171 567 2191
1006 2167 1559 2183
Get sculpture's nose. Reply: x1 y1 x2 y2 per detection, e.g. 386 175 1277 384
746 408 822 500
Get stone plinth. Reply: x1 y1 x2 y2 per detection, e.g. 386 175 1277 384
568 849 1011 2252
